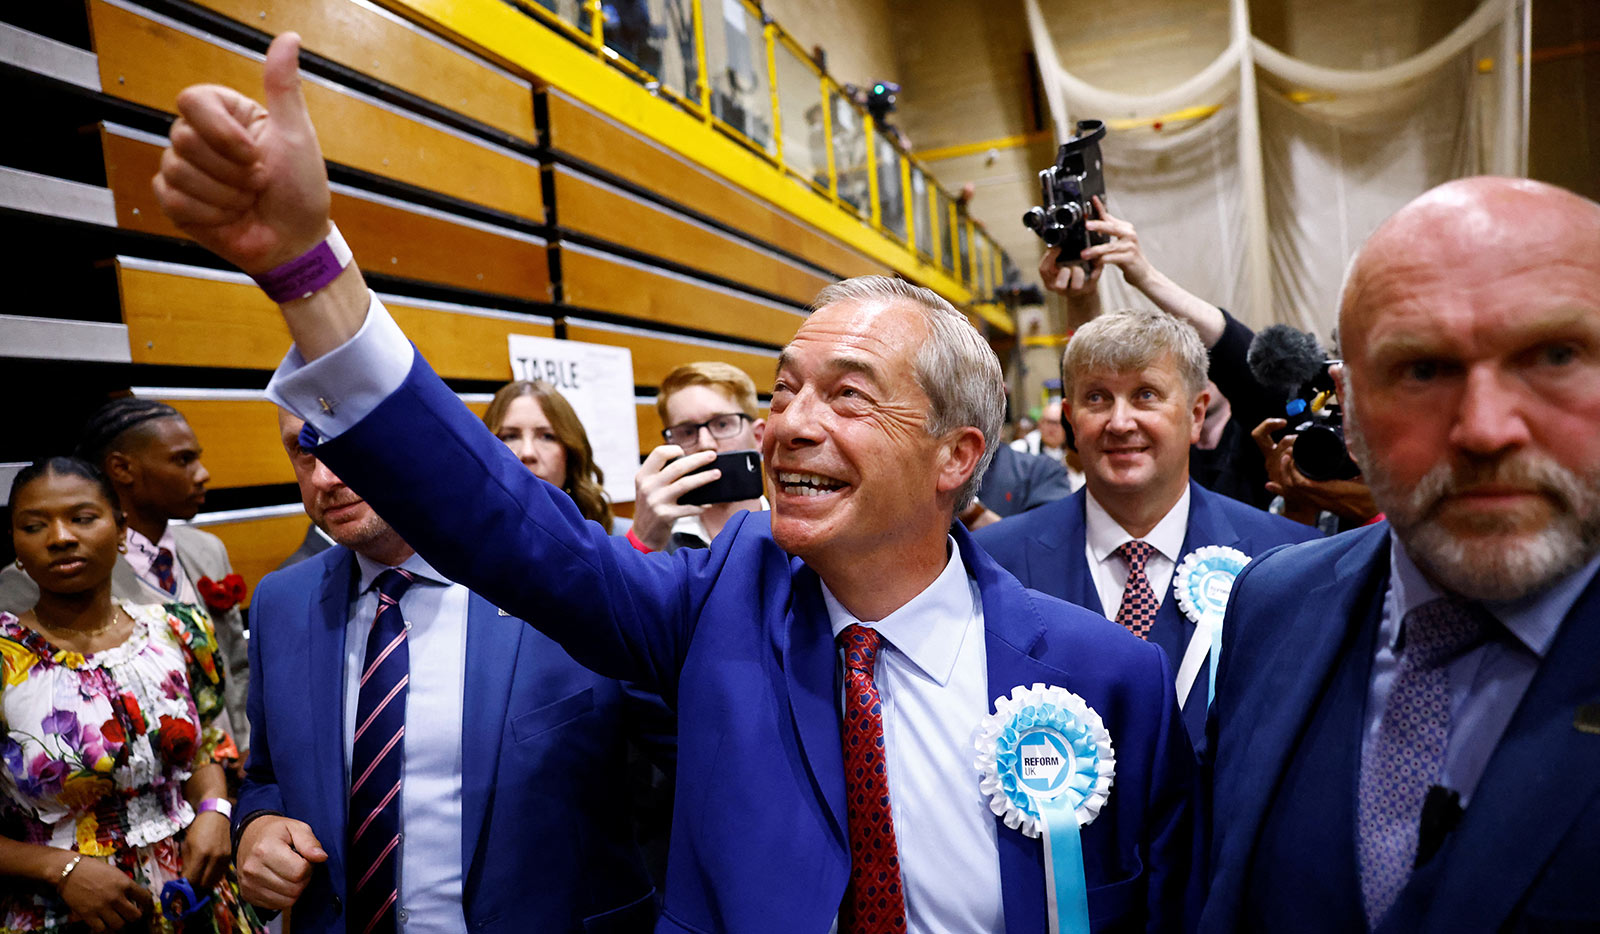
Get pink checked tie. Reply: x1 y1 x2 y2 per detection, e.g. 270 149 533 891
1113 540 1158 639
837 624 907 934
1357 597 1485 926
349 567 416 934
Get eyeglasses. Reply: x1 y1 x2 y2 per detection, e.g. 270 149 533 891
661 413 751 446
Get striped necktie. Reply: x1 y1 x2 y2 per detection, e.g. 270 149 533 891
349 567 417 934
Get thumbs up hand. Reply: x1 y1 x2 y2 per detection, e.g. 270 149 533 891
153 32 330 274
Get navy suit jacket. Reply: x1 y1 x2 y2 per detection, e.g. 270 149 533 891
307 354 1198 933
973 482 1321 746
238 544 670 933
1203 524 1600 932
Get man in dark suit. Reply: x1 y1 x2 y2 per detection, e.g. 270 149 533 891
1203 176 1600 932
235 409 669 932
156 35 1197 931
977 309 1319 747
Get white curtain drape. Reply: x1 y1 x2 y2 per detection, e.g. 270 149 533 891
1024 0 1530 340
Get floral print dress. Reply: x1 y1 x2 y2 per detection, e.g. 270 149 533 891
0 602 262 934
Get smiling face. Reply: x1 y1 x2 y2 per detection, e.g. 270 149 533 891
764 298 975 577
1340 178 1600 600
10 470 126 597
1068 352 1205 512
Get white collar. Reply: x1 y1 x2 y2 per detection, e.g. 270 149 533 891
819 536 975 687
353 550 451 594
1084 483 1191 564
125 525 177 558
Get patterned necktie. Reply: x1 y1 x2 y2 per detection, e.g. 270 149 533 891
1357 597 1486 926
1113 540 1158 639
150 546 178 595
837 624 907 934
349 567 417 934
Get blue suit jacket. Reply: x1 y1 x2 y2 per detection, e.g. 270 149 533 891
308 355 1198 933
238 544 670 933
972 482 1321 747
1202 524 1600 932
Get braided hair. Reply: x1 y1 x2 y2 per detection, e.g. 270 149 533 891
73 397 183 466
8 456 124 520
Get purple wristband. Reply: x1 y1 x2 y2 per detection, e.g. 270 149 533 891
252 224 352 303
197 797 233 820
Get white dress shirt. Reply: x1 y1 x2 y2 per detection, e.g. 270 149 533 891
344 550 469 933
1364 537 1598 807
124 526 199 606
1083 485 1190 620
820 539 1005 934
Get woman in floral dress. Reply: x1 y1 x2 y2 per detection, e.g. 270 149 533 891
0 457 262 934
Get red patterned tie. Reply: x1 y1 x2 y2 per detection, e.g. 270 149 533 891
1113 540 1157 639
837 624 908 934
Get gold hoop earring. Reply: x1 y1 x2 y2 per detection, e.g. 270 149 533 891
117 541 128 554
13 559 21 570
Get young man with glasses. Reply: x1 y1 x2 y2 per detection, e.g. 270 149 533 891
630 362 767 553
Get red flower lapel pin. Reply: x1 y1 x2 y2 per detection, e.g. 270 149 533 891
197 573 247 612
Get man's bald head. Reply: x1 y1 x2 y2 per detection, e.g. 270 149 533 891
1335 176 1600 601
1339 177 1600 349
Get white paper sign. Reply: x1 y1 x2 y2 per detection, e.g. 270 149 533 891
507 334 640 503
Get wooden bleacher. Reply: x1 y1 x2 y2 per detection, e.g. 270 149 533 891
0 0 954 597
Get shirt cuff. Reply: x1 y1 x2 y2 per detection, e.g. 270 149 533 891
265 291 415 441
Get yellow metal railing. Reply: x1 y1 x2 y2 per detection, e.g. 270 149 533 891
499 0 1012 307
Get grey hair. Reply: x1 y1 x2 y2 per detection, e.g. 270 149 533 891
1061 307 1210 402
810 276 1006 513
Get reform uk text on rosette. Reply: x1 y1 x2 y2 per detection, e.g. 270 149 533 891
974 683 1114 934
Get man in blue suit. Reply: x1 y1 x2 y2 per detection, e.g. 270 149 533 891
233 409 670 932
155 34 1197 933
1203 177 1600 932
977 309 1319 747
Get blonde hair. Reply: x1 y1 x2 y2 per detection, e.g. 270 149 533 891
656 361 760 423
1062 308 1209 402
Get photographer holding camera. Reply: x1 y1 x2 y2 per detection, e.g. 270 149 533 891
1040 199 1378 527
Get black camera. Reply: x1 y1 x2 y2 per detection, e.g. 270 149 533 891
1246 324 1361 483
1279 361 1361 482
1023 120 1108 266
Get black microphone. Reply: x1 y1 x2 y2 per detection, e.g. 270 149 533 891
1246 324 1326 396
1415 784 1464 868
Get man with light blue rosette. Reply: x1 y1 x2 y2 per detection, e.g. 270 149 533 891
151 35 1199 934
1203 177 1600 933
976 308 1320 749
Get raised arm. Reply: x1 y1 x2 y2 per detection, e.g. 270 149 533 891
1042 198 1227 347
152 32 702 690
152 32 366 358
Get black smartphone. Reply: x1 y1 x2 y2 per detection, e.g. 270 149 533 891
679 449 764 505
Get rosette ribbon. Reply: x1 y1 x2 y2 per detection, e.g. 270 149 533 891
1172 546 1250 708
975 683 1115 934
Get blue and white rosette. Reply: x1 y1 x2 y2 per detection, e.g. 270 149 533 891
975 683 1115 934
1172 545 1250 707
